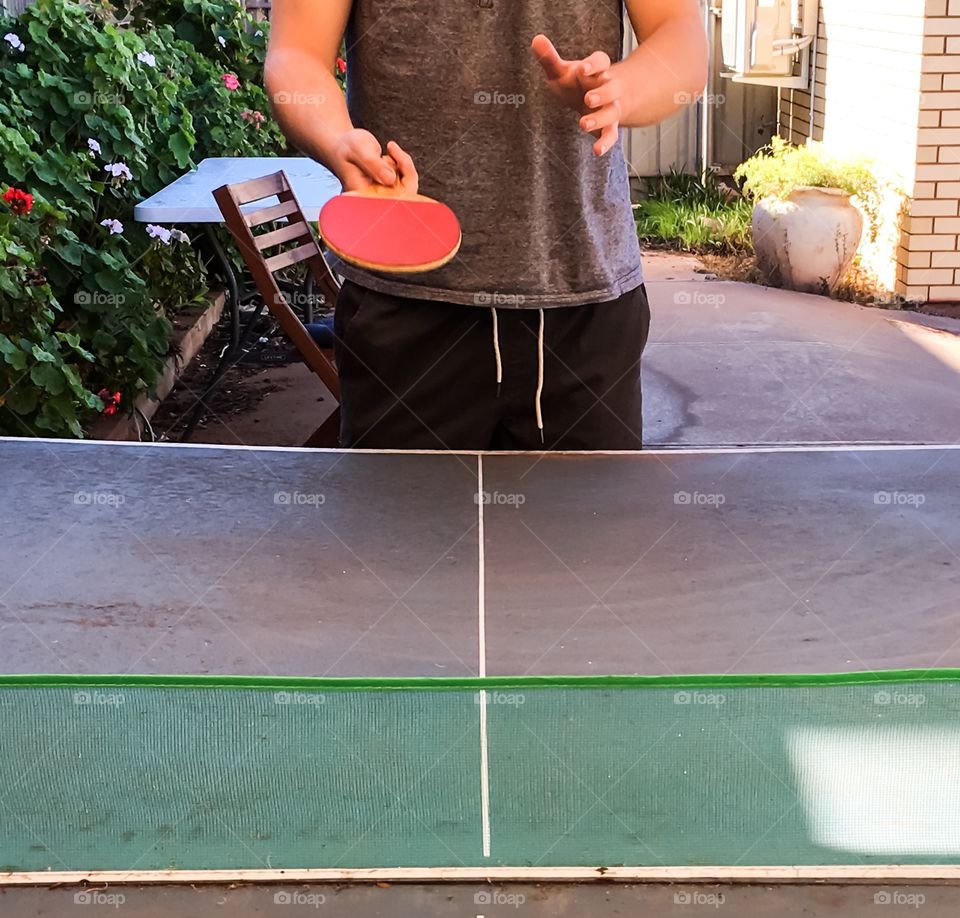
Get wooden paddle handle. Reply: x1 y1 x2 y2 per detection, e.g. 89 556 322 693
344 185 435 203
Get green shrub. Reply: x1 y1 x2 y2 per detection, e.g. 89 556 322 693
119 0 269 85
0 193 104 436
734 136 899 242
634 169 752 254
0 0 300 437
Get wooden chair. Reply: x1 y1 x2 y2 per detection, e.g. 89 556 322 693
212 171 341 447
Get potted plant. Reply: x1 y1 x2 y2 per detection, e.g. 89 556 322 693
735 137 887 295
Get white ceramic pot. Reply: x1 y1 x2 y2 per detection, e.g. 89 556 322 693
752 186 864 295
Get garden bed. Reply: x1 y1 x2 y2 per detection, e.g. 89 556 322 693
0 0 341 439
90 288 225 440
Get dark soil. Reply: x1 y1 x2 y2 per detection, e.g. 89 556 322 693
151 309 305 441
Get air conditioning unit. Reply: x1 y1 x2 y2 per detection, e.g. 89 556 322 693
719 0 818 89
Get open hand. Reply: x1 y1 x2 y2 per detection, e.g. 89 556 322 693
531 34 624 156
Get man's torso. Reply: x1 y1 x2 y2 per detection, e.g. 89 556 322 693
339 0 643 308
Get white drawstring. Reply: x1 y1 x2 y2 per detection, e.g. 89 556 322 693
490 306 502 392
489 305 545 442
535 307 544 443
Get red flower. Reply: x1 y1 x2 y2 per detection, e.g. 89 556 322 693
221 72 240 91
98 389 122 416
2 187 33 216
336 57 346 75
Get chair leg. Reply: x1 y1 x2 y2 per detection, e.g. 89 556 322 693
303 408 340 448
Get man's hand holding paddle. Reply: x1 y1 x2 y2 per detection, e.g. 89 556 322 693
319 131 461 274
331 130 419 196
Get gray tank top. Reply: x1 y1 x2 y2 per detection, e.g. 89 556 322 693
337 0 643 309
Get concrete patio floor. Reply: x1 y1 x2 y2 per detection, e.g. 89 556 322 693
167 251 960 448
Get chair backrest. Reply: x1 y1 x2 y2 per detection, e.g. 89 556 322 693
212 171 340 399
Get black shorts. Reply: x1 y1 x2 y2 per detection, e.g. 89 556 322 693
333 281 651 451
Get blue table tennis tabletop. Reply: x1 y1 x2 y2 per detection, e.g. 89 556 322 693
133 156 341 224
1 437 958 680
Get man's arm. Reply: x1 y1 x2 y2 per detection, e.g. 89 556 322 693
615 0 709 128
264 0 417 192
532 0 708 156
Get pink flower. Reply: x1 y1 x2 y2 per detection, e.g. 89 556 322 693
240 109 266 130
336 57 346 75
221 72 240 91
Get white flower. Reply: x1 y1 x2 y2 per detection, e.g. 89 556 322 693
3 32 25 52
217 35 227 47
104 162 133 182
136 50 156 67
100 219 124 235
255 30 262 36
170 229 190 244
87 138 101 155
146 224 173 244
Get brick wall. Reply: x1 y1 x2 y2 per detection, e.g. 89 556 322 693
910 0 960 301
779 0 960 302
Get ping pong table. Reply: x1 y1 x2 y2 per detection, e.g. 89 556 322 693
2 438 960 916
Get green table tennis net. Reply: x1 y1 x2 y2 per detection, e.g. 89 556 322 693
2 671 960 873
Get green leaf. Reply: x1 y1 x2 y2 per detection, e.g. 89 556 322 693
0 336 28 370
30 361 66 396
48 92 71 117
57 332 96 362
3 383 39 414
57 240 87 266
168 129 194 168
32 157 61 186
92 270 130 294
30 344 57 363
90 329 116 354
0 271 22 298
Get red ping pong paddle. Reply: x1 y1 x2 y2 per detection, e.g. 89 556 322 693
318 184 461 274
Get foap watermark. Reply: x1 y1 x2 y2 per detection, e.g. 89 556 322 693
874 890 925 908
865 292 906 309
673 290 726 307
73 890 126 908
275 291 327 310
274 691 326 707
674 891 725 908
474 291 526 307
73 691 124 707
74 490 125 508
474 889 526 908
874 491 925 507
74 90 126 107
674 691 725 707
272 90 327 107
273 890 326 907
75 291 126 307
874 690 925 707
274 491 325 508
473 90 525 108
475 490 525 508
474 691 525 707
675 90 726 107
674 491 725 507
